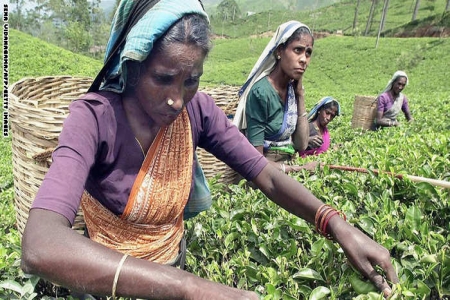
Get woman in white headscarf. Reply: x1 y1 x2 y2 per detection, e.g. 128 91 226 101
233 21 316 173
373 70 414 129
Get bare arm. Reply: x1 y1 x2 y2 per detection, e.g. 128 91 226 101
252 164 399 296
253 145 318 173
21 209 259 300
375 111 399 127
291 81 309 151
404 108 413 122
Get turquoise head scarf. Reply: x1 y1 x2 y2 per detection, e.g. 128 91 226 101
98 0 208 93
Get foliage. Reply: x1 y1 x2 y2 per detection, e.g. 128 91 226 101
209 0 450 38
2 29 450 299
9 29 102 84
9 0 110 57
215 0 242 21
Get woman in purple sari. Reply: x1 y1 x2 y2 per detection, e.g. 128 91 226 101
373 70 413 130
299 96 340 157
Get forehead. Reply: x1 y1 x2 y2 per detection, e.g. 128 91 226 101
147 43 205 71
324 106 338 114
396 76 407 84
290 34 313 48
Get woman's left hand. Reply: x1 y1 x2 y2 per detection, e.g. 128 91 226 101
288 161 319 173
329 218 399 297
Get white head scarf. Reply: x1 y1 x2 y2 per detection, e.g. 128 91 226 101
232 20 311 130
382 70 408 94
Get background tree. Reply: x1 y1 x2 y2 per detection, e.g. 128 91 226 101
446 0 450 11
376 0 390 48
412 0 420 21
216 0 241 22
9 0 26 30
9 0 108 56
365 0 378 36
353 0 362 33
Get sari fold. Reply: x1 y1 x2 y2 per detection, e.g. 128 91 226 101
81 109 193 264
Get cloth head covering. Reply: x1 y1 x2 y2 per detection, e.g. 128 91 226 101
381 70 408 94
307 96 340 122
93 0 208 93
233 20 312 130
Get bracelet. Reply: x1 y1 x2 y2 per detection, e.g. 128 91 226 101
314 204 331 231
321 211 339 239
280 163 286 173
314 204 347 240
388 120 392 126
298 112 307 118
112 254 129 299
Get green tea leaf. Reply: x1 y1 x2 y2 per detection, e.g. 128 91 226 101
292 268 324 281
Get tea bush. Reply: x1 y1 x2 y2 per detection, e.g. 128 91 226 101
1 29 449 299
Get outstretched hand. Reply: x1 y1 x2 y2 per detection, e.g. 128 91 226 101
331 220 399 297
288 161 319 173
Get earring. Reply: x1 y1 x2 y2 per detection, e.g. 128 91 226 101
167 99 174 106
277 55 281 60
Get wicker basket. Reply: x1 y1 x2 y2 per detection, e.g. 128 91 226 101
9 76 93 235
9 76 240 235
196 85 240 183
351 95 377 130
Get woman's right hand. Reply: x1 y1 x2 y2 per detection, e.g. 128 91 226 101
328 217 399 297
308 135 323 148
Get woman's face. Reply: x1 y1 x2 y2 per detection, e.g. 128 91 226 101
132 42 206 127
392 76 407 96
317 105 338 127
278 33 313 80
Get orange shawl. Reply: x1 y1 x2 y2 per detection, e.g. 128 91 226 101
81 109 193 264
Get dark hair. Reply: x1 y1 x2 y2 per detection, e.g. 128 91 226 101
282 26 314 49
127 14 211 88
153 14 212 56
311 100 339 121
322 100 339 111
393 76 407 84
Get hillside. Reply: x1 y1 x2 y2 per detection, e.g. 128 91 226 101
10 28 450 100
208 0 450 38
202 0 340 14
9 29 103 84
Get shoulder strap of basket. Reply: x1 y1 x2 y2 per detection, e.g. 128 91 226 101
88 0 159 93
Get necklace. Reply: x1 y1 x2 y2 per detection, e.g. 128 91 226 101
135 137 145 157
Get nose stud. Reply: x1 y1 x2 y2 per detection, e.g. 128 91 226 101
167 99 174 106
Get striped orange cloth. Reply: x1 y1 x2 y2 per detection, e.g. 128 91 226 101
81 109 193 264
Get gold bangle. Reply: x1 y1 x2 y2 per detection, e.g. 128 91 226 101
112 254 129 299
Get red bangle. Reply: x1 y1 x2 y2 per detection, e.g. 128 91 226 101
314 204 348 239
315 204 331 233
314 204 330 225
321 211 339 239
319 208 335 235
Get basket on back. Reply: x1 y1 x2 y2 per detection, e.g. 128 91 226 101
194 85 240 183
9 76 240 236
351 95 378 131
9 76 92 235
